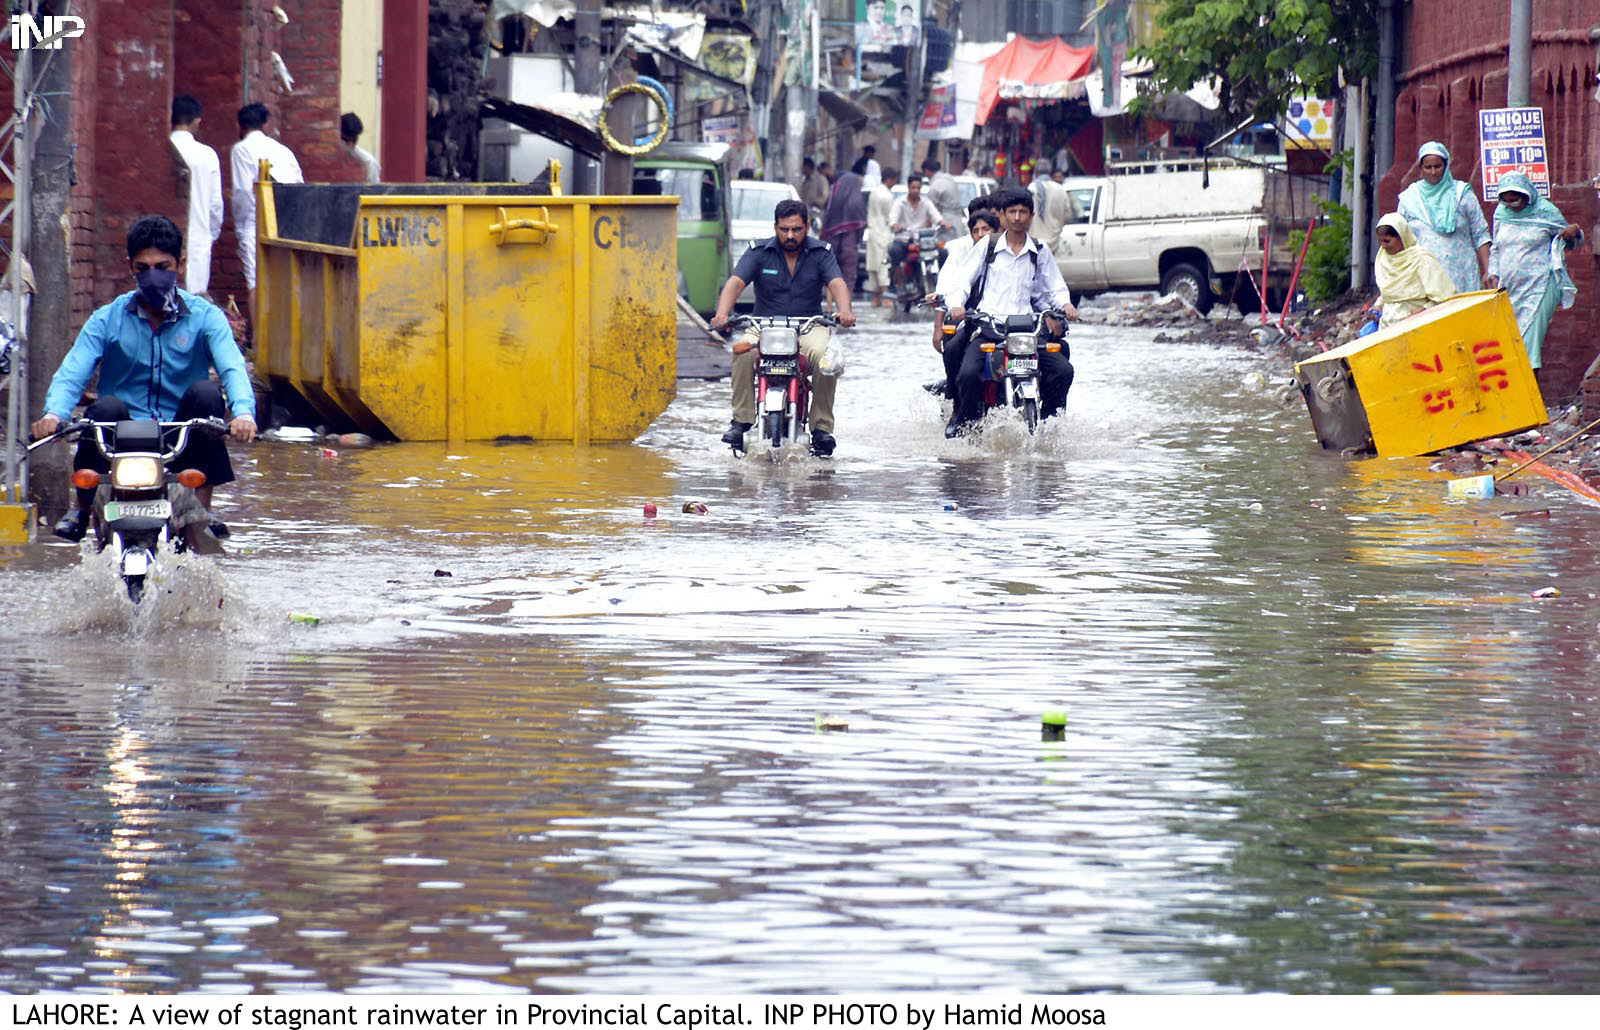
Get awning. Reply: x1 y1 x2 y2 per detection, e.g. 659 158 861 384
975 37 1096 126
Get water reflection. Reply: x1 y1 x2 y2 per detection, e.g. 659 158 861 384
2 320 1600 992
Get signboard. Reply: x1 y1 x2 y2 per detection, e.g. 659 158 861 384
856 0 919 53
916 83 958 139
702 115 741 145
1283 96 1336 150
1478 106 1549 201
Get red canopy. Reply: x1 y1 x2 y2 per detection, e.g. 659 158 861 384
975 37 1096 126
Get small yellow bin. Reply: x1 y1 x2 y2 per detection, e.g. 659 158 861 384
1293 290 1545 457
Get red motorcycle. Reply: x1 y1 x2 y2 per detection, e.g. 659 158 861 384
724 313 840 455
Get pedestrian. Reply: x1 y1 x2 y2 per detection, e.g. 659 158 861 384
169 94 224 296
230 103 304 291
340 112 382 184
1397 142 1489 294
30 215 257 543
1485 172 1584 371
819 160 836 184
865 168 898 308
922 157 960 222
800 157 830 224
1372 213 1455 328
859 145 882 190
821 169 869 297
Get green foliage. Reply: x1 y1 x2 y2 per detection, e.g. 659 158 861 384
1288 199 1352 303
1133 0 1379 123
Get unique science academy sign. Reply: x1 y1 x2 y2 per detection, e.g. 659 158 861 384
1478 106 1549 201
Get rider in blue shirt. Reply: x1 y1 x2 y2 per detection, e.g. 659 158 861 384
32 215 257 540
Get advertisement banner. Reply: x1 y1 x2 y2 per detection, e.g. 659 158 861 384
1478 106 1549 201
856 0 919 53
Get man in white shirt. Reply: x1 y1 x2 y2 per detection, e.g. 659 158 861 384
340 112 382 184
929 207 999 395
231 103 304 290
864 168 899 308
859 145 882 190
943 187 1077 436
888 174 948 234
169 95 224 295
922 157 961 223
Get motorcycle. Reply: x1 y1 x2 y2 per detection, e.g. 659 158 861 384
961 308 1069 434
28 416 229 602
724 313 840 456
892 228 944 313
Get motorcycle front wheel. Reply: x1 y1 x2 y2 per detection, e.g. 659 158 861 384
1022 398 1039 434
125 575 146 604
764 411 785 450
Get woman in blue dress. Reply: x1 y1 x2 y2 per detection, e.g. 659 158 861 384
1485 172 1584 371
1397 142 1491 294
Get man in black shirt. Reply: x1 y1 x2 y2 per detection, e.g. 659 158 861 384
710 198 857 455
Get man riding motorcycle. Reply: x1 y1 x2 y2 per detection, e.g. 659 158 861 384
941 187 1077 437
31 214 257 540
709 198 857 456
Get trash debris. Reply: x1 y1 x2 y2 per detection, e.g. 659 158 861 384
288 612 320 625
1040 709 1067 742
681 501 708 514
643 503 658 517
1446 474 1495 499
814 713 848 733
433 569 453 577
1240 371 1267 390
261 426 319 443
326 432 374 447
320 448 339 459
1531 587 1561 599
943 502 958 511
1499 508 1552 520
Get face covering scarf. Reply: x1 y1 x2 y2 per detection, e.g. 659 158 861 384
136 267 181 318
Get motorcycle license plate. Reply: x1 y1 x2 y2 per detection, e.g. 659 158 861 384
104 499 171 521
1006 358 1038 375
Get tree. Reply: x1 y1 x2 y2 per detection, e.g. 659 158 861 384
1133 0 1379 124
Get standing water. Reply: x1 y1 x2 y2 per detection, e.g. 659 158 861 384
3 315 1600 993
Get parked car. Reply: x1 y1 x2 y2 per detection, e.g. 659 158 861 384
632 142 733 316
730 179 802 309
1051 159 1328 313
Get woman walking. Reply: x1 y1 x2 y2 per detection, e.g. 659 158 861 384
1397 142 1491 294
1486 172 1584 370
1373 213 1456 327
821 170 868 296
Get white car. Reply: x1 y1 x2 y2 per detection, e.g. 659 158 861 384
730 180 803 309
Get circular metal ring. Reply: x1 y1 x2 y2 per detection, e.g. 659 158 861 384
598 82 671 156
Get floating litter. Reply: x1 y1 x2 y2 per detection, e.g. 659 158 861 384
288 612 320 625
643 503 658 517
682 501 708 514
1041 709 1067 742
943 502 958 511
1446 474 1495 499
1531 587 1561 599
814 713 848 733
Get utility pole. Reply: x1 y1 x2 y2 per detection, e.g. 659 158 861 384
573 0 603 194
900 13 927 182
1 32 35 540
1373 0 1396 194
1508 0 1532 106
1347 79 1370 291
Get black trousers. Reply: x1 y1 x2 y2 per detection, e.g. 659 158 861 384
942 322 974 399
954 339 1074 425
73 381 236 492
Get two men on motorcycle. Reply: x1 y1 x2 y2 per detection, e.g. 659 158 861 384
709 199 857 456
939 187 1077 438
31 215 257 540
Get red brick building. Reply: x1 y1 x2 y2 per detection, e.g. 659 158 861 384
1379 0 1600 401
7 0 427 329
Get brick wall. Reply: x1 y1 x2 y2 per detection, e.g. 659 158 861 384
1382 0 1600 402
276 0 349 185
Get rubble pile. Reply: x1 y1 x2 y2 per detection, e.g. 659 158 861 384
428 0 489 180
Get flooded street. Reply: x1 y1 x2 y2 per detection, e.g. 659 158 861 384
4 314 1600 994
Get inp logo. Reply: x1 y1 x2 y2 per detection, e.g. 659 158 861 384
9 14 85 50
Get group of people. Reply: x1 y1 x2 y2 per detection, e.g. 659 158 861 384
171 96 380 295
1376 141 1582 370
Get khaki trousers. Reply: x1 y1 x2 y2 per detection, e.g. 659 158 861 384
731 325 837 433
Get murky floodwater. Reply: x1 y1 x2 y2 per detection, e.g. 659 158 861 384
4 312 1600 994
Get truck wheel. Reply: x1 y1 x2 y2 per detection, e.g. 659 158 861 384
1228 274 1262 316
1160 263 1213 314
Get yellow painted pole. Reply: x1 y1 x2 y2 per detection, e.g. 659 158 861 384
446 203 467 443
571 202 592 446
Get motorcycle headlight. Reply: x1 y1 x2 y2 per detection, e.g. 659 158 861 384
1006 334 1038 356
112 455 163 489
761 327 799 357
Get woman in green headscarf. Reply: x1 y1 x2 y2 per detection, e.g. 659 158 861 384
1397 142 1491 294
1486 172 1584 371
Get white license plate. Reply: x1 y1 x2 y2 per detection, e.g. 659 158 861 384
104 499 171 521
1006 358 1038 375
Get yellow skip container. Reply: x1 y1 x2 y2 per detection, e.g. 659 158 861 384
1292 290 1545 457
253 178 679 443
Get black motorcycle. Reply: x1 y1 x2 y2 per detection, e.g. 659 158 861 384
29 416 228 602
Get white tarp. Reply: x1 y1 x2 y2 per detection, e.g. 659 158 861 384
490 2 705 60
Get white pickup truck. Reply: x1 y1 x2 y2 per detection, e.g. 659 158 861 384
1046 159 1328 314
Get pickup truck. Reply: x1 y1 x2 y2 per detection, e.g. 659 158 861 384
1047 159 1328 314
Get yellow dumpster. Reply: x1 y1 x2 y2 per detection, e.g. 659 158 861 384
254 181 679 443
1293 290 1545 457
